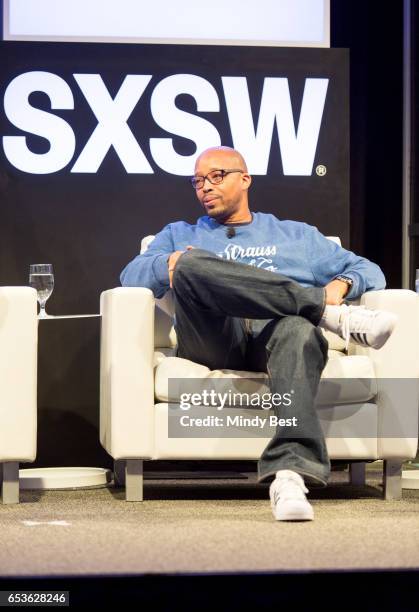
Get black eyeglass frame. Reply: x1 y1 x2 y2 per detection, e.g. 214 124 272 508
189 168 245 190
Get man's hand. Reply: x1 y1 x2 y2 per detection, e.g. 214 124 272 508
168 246 194 288
325 279 350 305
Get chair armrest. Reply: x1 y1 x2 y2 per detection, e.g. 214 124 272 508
349 289 419 378
0 287 38 462
348 289 419 459
100 287 155 459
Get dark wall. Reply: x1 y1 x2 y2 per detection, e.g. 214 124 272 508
411 1 419 279
331 0 404 288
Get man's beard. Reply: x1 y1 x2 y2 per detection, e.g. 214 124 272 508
202 202 229 221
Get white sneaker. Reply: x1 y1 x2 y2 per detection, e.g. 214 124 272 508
269 470 314 521
319 303 398 350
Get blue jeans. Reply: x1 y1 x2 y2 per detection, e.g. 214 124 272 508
172 248 330 486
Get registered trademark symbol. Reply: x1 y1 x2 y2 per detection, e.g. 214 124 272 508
316 164 327 176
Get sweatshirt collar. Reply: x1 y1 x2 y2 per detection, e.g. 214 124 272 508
208 212 254 228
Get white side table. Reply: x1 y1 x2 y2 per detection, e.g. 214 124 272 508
19 314 111 490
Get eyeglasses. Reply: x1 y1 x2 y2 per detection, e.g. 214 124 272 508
189 169 244 190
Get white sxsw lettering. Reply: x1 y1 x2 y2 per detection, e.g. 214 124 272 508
71 74 153 173
3 71 75 174
150 74 221 176
222 76 329 175
2 72 329 176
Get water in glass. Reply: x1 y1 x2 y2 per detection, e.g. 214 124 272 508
29 264 54 317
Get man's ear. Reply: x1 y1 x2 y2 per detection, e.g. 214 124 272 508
241 173 252 191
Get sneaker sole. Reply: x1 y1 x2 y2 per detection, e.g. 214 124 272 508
271 499 314 521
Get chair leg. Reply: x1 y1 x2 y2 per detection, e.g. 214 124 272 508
1 462 19 504
383 460 403 500
125 459 143 502
349 462 366 486
113 459 126 487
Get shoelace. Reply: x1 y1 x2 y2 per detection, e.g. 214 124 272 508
339 304 377 351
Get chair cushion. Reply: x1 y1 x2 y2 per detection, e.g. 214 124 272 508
319 328 347 351
154 351 377 406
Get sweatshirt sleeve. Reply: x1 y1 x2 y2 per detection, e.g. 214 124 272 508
120 224 174 298
303 224 386 300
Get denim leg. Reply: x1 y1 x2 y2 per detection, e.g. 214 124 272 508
172 248 330 484
174 298 248 371
247 316 331 486
172 248 326 325
173 250 250 370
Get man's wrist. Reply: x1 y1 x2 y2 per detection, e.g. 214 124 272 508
334 275 353 288
334 276 353 296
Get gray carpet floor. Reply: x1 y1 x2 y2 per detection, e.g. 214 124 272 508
1 462 419 577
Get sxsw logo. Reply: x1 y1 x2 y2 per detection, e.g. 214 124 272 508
2 71 329 176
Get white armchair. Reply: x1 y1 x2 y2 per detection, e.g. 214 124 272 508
0 287 38 504
100 238 419 502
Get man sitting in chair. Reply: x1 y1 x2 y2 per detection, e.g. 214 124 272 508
121 146 397 522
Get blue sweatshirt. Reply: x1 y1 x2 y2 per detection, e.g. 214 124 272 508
120 212 386 300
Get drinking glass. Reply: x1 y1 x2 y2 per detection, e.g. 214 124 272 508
29 264 54 318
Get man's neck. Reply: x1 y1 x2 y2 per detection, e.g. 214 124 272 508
220 209 253 225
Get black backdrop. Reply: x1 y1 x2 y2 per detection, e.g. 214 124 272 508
0 42 349 315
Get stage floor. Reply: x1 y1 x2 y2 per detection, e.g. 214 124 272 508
1 462 419 578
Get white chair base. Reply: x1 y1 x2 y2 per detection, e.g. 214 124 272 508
1 462 20 504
